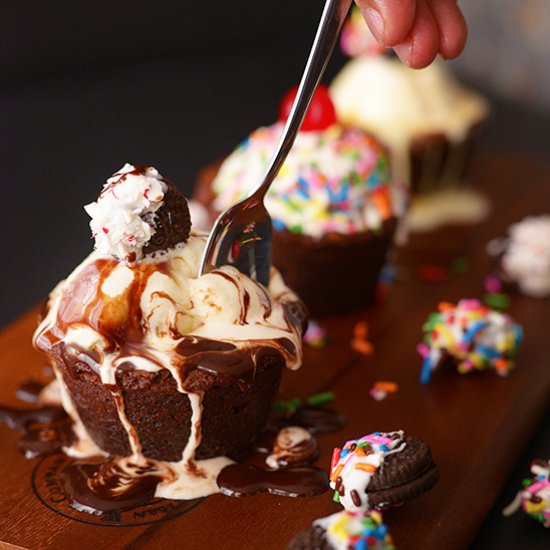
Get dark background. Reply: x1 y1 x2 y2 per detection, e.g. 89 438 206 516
1 2 549 548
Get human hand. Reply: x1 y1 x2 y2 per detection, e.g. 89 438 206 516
354 0 468 68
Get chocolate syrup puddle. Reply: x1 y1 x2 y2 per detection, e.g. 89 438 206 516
0 404 67 431
217 464 328 497
60 458 164 515
216 406 343 499
0 403 74 458
19 419 74 458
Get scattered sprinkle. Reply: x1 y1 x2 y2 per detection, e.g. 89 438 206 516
451 257 470 274
272 397 302 414
374 381 398 392
306 391 335 407
484 274 503 294
483 292 510 310
304 320 329 348
369 381 398 401
376 265 395 303
351 322 374 356
273 391 335 414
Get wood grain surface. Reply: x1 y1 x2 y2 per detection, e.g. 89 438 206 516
1 153 549 550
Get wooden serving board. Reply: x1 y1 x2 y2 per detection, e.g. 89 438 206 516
1 153 549 550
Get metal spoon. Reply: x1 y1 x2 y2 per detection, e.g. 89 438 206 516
199 0 352 286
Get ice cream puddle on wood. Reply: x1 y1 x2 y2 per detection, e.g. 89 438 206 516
0 164 344 515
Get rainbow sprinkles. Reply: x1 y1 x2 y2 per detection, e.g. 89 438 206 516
212 123 396 239
314 509 396 550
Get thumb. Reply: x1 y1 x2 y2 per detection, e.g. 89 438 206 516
354 0 416 46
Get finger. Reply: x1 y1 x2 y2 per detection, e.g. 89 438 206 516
427 0 468 59
355 0 416 47
393 0 440 68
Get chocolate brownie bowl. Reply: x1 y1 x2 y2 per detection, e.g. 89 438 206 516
33 163 306 500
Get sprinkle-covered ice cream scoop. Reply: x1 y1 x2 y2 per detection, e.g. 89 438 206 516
84 164 191 262
418 299 523 384
211 86 396 240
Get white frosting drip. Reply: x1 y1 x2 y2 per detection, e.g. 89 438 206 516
84 164 167 262
154 392 234 500
502 215 550 297
181 392 202 464
38 379 62 406
330 57 489 184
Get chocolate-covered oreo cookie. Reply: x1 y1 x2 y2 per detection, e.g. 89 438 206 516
85 163 192 262
142 178 191 255
330 431 438 511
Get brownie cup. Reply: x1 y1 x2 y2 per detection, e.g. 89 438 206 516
49 340 285 462
194 89 402 316
272 219 397 315
34 164 305 499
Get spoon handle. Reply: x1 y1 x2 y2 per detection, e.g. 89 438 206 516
252 0 352 201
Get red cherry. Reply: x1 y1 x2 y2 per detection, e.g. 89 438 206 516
278 83 337 132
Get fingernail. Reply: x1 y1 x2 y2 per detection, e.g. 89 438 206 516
362 8 385 43
393 43 411 66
